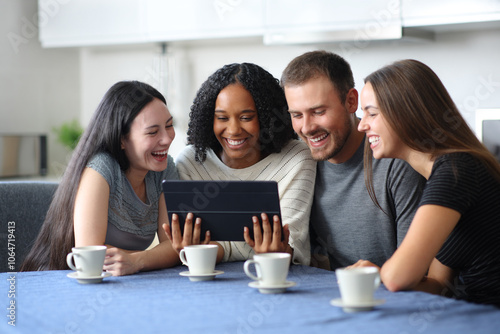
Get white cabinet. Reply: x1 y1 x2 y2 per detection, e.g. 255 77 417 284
263 0 403 44
145 0 264 41
402 0 500 27
39 0 264 48
38 0 500 48
38 0 148 47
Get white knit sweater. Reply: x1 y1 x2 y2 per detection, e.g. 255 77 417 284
175 140 316 265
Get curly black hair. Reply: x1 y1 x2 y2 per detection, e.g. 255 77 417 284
187 63 297 162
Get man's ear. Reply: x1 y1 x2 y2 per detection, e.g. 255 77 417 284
345 88 359 114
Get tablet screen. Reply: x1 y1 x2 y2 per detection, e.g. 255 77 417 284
162 180 281 241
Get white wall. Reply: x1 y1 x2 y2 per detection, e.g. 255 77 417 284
80 27 500 160
79 43 196 158
181 28 500 130
3 0 500 173
0 0 80 177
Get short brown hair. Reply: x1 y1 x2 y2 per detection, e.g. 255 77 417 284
281 50 354 103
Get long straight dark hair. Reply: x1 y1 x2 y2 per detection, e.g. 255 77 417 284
20 81 166 271
363 59 500 206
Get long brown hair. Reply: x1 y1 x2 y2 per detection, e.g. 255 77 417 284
364 59 500 206
20 81 166 271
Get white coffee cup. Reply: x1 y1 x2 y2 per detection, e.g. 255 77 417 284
179 244 218 275
244 253 291 286
66 245 107 277
335 267 381 304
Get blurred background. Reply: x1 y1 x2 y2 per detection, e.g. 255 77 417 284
1 0 500 179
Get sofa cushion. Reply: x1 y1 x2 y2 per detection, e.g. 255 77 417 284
0 181 58 272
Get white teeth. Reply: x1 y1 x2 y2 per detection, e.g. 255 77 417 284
309 133 328 143
369 136 380 144
227 139 245 146
152 149 168 156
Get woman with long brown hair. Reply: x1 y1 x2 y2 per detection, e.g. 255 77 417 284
357 59 500 306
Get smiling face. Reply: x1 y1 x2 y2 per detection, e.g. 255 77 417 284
358 82 403 160
284 75 360 164
121 98 175 179
213 83 261 169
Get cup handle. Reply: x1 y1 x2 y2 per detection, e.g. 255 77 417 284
179 249 188 266
243 260 261 281
374 272 381 290
66 252 79 271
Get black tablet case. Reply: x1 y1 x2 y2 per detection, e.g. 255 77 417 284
162 180 281 241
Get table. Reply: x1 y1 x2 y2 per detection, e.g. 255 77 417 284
1 262 499 334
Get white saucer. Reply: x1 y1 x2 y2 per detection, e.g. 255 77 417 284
67 272 112 284
179 270 224 282
330 298 385 312
248 281 296 294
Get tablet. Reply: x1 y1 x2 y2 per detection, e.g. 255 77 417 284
162 180 281 241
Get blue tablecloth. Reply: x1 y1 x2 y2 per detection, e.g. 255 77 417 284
1 262 499 333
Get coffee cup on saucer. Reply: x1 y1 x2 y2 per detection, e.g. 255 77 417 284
179 244 221 281
244 253 295 293
331 267 384 312
66 245 110 284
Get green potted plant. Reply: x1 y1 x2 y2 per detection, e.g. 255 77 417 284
53 119 84 150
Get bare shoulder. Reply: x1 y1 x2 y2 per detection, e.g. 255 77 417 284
79 167 110 193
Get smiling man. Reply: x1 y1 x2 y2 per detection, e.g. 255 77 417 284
281 50 426 270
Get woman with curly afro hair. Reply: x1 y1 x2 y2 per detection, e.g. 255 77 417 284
175 63 316 265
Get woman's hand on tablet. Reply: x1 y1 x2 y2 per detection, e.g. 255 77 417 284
163 213 210 253
244 213 292 255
